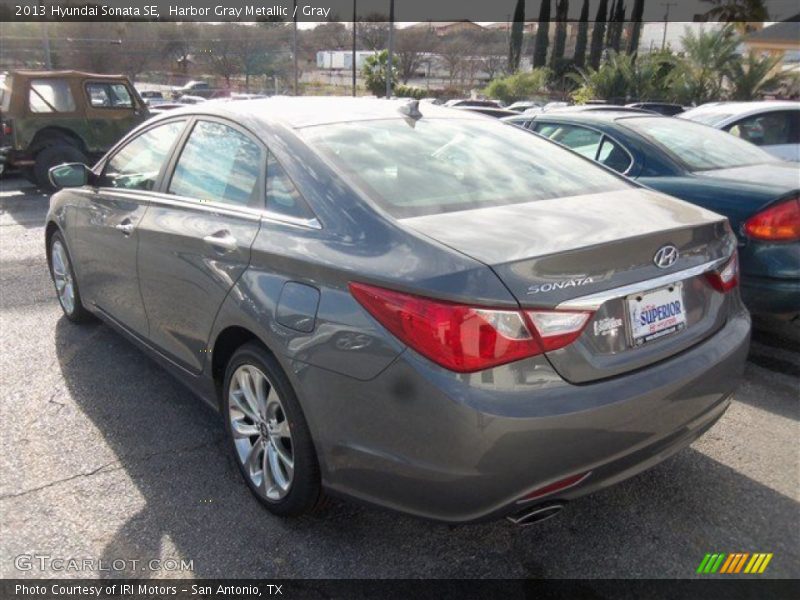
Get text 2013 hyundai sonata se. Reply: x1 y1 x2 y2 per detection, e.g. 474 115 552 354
45 98 750 524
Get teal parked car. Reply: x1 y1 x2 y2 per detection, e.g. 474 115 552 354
505 111 800 317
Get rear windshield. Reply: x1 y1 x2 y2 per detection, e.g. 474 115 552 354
301 118 630 218
622 117 775 171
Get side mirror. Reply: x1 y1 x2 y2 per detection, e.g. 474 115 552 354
49 163 91 189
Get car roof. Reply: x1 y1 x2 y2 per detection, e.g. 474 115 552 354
532 110 660 124
162 97 488 129
682 100 799 118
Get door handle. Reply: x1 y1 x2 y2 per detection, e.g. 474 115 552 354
115 220 134 236
203 230 238 253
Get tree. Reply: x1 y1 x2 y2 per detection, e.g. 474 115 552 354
437 35 476 87
484 68 550 103
589 0 609 68
533 0 551 68
395 28 433 84
480 38 509 81
362 50 398 97
627 0 645 55
701 0 769 33
550 0 569 69
508 0 526 73
571 50 675 103
728 52 785 100
607 0 626 53
358 14 389 51
574 0 590 68
668 24 739 104
200 23 244 87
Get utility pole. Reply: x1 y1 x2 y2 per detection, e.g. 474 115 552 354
352 0 357 96
661 2 676 50
292 1 298 95
386 0 394 98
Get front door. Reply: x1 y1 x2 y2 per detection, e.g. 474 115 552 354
71 119 188 336
136 118 264 374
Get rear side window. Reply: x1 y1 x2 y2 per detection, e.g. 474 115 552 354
86 82 134 108
302 118 629 218
727 111 800 146
536 123 603 159
169 120 263 208
535 122 632 173
29 79 76 113
266 155 315 221
102 120 186 190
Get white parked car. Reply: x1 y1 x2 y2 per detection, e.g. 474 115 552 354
680 101 800 162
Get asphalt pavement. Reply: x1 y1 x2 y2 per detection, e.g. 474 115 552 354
1 176 798 579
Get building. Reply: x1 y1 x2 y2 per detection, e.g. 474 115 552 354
408 21 485 36
744 16 800 64
316 50 373 71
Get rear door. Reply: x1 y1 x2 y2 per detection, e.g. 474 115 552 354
136 118 264 374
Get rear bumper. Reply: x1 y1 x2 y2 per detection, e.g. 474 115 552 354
292 309 751 523
741 274 800 316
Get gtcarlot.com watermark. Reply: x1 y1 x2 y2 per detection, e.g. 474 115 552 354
14 553 194 573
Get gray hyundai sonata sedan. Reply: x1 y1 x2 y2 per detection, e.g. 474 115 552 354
45 98 750 525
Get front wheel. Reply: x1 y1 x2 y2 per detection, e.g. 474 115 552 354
48 231 92 323
222 342 324 516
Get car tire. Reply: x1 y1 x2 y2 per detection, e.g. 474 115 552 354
34 143 88 191
48 231 93 323
222 342 325 517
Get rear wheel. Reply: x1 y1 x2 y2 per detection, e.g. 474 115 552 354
34 143 88 191
48 231 92 323
222 342 324 516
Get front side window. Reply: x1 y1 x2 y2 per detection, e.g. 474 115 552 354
266 155 315 220
86 82 134 108
102 120 186 190
169 120 263 207
727 111 800 146
302 118 630 218
622 117 776 171
29 79 76 113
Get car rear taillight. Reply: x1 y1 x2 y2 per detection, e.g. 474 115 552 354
349 282 591 373
744 198 800 242
705 252 739 293
1 121 11 137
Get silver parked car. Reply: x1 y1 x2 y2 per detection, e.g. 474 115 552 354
680 101 800 162
45 98 750 524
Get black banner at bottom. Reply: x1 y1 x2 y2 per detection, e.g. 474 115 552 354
2 579 799 600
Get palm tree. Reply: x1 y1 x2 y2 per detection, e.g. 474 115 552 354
728 52 785 100
669 24 740 104
701 0 769 34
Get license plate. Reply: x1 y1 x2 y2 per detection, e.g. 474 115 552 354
627 283 686 346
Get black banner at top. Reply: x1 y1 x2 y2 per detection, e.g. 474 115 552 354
2 0 800 22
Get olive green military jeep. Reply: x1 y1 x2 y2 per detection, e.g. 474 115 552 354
0 70 149 189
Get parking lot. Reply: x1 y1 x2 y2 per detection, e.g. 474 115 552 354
0 175 798 579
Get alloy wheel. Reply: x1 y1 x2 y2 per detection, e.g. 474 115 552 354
51 240 75 315
228 364 294 501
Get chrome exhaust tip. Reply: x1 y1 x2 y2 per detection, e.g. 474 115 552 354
507 503 565 527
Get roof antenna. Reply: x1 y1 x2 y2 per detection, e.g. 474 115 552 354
398 99 422 120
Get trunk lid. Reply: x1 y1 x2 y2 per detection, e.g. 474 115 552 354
402 189 737 382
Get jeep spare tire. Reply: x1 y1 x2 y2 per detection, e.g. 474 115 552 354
34 144 88 191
